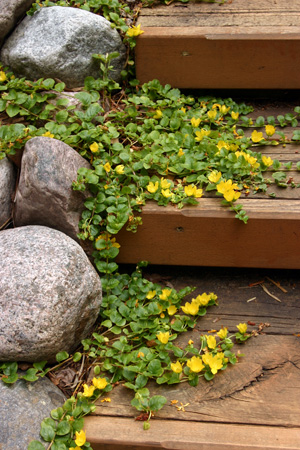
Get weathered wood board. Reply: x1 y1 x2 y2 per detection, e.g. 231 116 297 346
135 0 300 88
116 105 300 269
84 267 300 449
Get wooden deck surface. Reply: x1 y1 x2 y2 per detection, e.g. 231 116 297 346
135 0 300 88
116 104 300 269
84 266 300 449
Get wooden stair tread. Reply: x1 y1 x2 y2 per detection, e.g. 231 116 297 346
135 0 300 88
84 269 300 449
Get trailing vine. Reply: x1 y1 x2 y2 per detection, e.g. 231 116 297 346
0 0 300 448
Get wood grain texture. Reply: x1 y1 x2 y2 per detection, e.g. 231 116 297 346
84 267 300 449
135 1 300 87
85 417 300 450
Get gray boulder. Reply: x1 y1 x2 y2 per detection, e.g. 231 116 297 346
0 6 126 88
0 158 16 227
0 376 65 449
0 225 102 362
13 136 92 255
0 0 35 48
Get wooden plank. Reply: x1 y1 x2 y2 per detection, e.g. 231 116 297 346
116 198 300 268
84 268 300 449
135 0 300 88
85 417 300 450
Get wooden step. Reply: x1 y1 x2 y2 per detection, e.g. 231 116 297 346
116 105 300 270
84 267 300 449
135 0 300 89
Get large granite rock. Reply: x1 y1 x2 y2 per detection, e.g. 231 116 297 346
0 225 102 362
0 5 126 88
13 136 92 255
0 158 16 226
0 376 65 449
0 0 35 48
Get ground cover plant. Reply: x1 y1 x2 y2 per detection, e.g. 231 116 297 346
1 0 300 448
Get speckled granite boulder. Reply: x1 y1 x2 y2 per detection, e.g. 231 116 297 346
0 5 126 88
0 225 102 362
0 0 35 48
0 158 16 226
13 136 93 256
0 376 65 449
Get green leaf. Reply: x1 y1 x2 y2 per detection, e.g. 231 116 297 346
42 78 55 89
51 407 64 421
74 91 93 107
56 351 69 363
27 441 46 450
40 422 56 442
33 361 47 371
56 420 71 436
22 368 39 382
149 395 167 412
55 110 68 123
73 352 82 362
135 374 148 389
6 104 20 117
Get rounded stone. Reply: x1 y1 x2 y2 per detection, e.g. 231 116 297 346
0 225 102 362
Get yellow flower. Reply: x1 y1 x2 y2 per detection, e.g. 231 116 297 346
207 110 217 120
171 361 183 373
157 331 170 344
223 189 241 202
206 335 217 349
92 377 108 390
42 131 54 138
181 300 199 316
262 156 273 167
75 430 86 447
146 290 156 299
188 339 194 345
217 140 230 151
153 109 163 119
194 293 211 306
265 125 276 136
147 181 159 193
111 238 120 248
160 177 171 189
82 384 95 397
251 130 264 143
180 107 186 113
187 356 204 373
115 164 125 174
126 24 144 37
220 105 230 115
100 398 111 403
103 162 111 173
237 323 247 334
178 148 184 156
90 142 99 153
161 189 172 198
217 179 240 202
195 128 211 142
184 185 203 198
159 288 172 300
202 353 224 374
231 111 239 120
208 171 222 184
0 71 7 82
137 351 144 358
191 117 201 127
167 305 177 315
217 327 228 340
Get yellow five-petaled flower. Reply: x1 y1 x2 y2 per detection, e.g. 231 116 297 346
171 360 183 373
187 356 204 373
126 24 145 37
75 430 86 447
156 331 170 344
237 323 248 334
92 377 108 390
